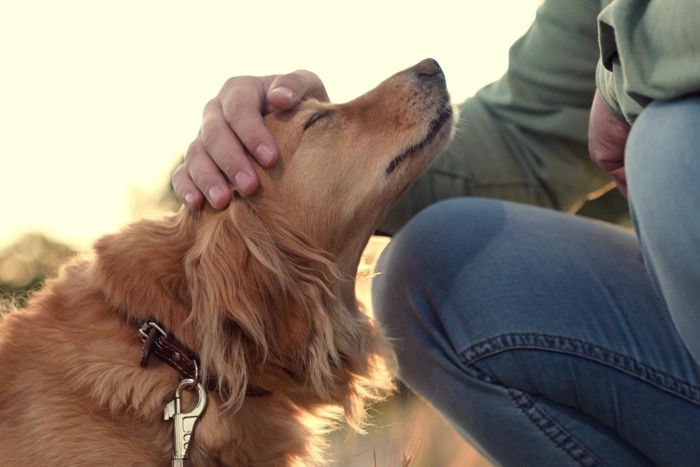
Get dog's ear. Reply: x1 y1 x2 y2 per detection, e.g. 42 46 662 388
185 198 344 410
91 213 192 321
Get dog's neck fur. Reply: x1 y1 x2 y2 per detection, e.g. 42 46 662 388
88 201 375 412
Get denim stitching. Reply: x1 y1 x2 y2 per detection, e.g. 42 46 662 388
507 389 606 466
459 332 700 405
463 360 607 465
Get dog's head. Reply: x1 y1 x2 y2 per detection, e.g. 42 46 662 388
184 59 453 420
257 59 453 263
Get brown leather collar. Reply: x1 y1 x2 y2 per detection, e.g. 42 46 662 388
138 320 269 397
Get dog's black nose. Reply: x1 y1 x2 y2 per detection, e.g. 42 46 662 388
415 58 442 77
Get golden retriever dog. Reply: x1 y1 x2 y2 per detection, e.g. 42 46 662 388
0 58 453 466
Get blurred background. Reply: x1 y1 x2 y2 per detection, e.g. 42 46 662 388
1 1 627 465
1 0 542 248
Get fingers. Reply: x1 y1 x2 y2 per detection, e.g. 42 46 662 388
266 70 329 113
172 138 235 210
178 77 269 208
214 71 329 167
217 76 279 170
171 161 205 210
174 70 328 210
200 96 260 194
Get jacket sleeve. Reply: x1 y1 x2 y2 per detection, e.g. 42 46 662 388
380 0 611 235
597 0 700 122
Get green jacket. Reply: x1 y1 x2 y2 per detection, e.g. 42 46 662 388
598 0 700 122
380 0 700 235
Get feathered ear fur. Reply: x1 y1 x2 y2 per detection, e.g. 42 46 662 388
90 214 193 323
185 197 353 412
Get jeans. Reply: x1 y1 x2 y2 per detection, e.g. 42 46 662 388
372 96 700 466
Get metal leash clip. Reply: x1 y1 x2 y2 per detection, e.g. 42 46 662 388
164 377 208 467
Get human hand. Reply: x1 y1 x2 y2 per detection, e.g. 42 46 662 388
172 70 329 209
588 90 632 198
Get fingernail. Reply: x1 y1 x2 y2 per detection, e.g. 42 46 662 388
256 144 275 166
184 192 196 209
270 87 295 102
234 171 253 194
208 185 227 205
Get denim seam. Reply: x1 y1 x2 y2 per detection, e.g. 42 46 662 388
459 332 700 405
507 388 606 467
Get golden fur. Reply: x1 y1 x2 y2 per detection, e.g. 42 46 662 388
0 60 453 466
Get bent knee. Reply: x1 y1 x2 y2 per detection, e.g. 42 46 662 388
372 198 508 335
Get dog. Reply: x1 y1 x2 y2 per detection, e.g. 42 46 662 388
0 58 453 466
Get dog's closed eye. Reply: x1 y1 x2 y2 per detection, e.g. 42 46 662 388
303 109 334 131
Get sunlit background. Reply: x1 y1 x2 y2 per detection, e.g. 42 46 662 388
1 1 542 464
1 0 540 248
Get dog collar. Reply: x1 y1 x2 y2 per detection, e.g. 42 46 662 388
138 320 270 397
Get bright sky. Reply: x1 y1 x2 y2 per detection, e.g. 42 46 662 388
0 0 539 249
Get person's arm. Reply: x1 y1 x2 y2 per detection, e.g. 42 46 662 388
379 0 611 235
596 0 700 123
587 0 700 199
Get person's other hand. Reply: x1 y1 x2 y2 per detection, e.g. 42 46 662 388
172 71 329 209
588 90 632 198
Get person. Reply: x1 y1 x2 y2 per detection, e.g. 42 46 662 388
171 0 700 464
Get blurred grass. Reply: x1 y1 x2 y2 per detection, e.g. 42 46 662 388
345 237 492 467
328 388 491 466
0 233 76 306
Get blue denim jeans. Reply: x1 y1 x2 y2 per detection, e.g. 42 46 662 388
372 96 700 466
